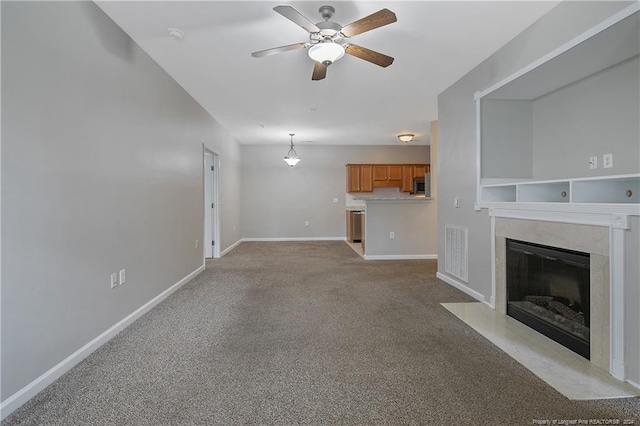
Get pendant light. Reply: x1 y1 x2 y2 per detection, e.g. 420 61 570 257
284 133 301 167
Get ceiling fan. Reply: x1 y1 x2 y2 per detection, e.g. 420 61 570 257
251 5 397 81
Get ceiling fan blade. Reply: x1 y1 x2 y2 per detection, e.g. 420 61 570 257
251 43 307 58
273 5 320 33
340 9 397 38
345 44 394 68
312 62 327 81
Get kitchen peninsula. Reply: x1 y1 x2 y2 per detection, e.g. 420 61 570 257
351 192 435 260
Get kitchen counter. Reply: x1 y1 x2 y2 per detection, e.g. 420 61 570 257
346 205 366 211
352 194 432 201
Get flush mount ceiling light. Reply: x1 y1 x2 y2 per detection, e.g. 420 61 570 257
397 133 414 143
284 133 301 167
308 39 345 66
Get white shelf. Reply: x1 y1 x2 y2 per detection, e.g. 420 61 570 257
572 176 639 204
482 185 516 202
519 181 570 203
481 174 639 205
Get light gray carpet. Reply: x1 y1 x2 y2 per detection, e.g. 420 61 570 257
4 241 639 425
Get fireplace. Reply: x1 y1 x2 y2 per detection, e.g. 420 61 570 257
506 239 590 359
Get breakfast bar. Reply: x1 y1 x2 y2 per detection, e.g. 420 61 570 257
349 195 436 260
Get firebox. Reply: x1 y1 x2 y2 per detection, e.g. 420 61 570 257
506 239 590 359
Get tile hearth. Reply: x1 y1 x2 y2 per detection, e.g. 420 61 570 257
442 302 640 400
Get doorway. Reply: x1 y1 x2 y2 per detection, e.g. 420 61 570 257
204 149 220 258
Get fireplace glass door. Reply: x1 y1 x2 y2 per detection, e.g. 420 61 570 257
506 239 590 359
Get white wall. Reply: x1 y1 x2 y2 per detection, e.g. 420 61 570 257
241 144 430 239
1 1 242 404
437 0 639 383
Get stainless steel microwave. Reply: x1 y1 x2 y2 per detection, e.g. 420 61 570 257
413 173 431 197
413 177 425 194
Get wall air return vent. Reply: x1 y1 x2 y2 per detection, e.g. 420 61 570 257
445 224 468 282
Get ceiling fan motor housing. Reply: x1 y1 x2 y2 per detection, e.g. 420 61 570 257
312 21 343 43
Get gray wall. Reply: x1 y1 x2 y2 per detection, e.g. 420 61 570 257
437 1 639 383
481 100 533 179
365 201 437 257
241 144 430 239
533 57 639 179
1 2 242 401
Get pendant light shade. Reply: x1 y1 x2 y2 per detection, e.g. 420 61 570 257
284 133 301 167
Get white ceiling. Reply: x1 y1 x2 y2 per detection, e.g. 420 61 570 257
96 1 559 146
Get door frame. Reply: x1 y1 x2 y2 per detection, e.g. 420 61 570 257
203 146 221 259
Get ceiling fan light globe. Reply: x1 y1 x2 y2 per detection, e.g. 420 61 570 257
308 42 345 65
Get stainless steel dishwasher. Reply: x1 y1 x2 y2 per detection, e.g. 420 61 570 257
350 210 364 242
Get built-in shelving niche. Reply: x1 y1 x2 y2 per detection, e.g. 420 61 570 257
482 175 639 204
476 5 640 209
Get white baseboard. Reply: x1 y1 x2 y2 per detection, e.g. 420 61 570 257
436 271 485 303
242 237 346 242
0 264 205 421
363 254 438 260
626 379 640 391
220 239 242 257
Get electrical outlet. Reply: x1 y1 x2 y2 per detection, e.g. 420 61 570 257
603 153 613 169
110 273 118 289
304 221 309 227
333 197 338 203
589 156 598 169
119 269 126 285
454 197 461 208
389 231 395 239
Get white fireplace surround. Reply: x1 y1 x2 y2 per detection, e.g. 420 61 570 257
488 207 634 382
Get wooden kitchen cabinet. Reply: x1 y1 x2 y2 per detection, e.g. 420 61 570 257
347 163 428 192
346 164 373 192
372 165 402 187
402 165 414 192
401 164 431 192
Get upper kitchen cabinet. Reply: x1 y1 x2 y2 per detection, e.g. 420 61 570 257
401 164 431 192
372 165 403 187
347 164 429 193
346 164 373 193
476 5 640 207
